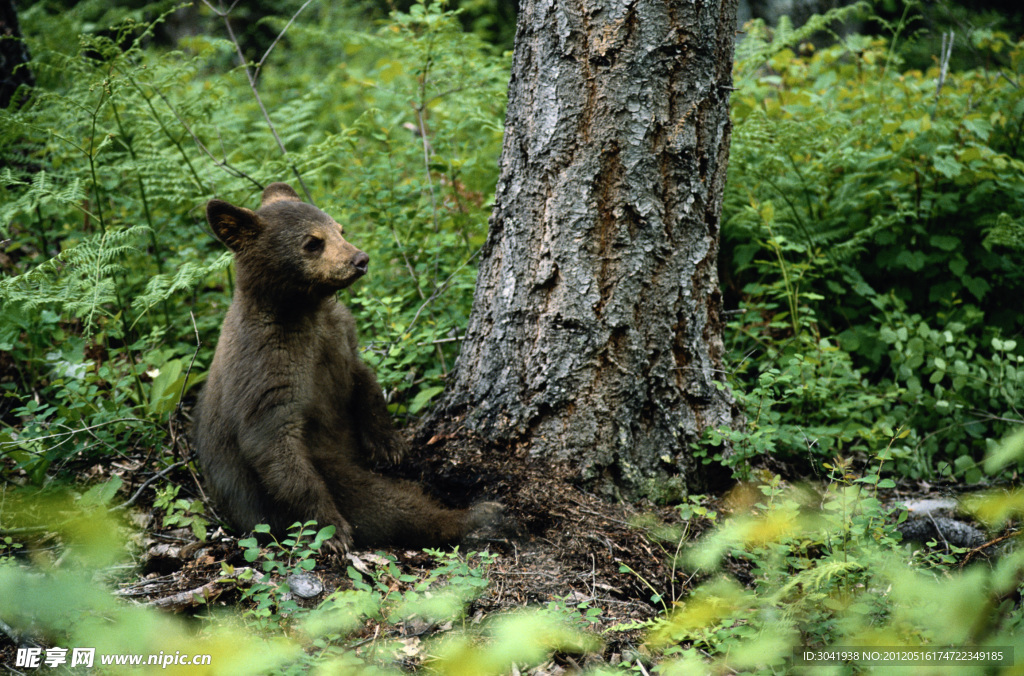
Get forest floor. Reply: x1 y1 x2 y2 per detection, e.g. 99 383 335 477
0 416 725 673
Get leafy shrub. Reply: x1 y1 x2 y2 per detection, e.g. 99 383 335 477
153 482 209 541
234 521 335 631
718 15 1024 479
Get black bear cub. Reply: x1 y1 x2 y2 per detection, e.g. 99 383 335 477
193 182 500 554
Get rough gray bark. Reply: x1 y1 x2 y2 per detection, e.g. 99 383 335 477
435 0 741 497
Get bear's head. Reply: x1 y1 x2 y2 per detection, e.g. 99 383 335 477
206 183 370 298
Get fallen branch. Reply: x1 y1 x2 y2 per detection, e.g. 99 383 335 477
148 566 254 612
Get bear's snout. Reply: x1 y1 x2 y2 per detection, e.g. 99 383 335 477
352 251 369 275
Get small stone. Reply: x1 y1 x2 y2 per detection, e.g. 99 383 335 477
287 572 323 599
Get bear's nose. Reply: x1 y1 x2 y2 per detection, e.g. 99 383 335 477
352 251 370 274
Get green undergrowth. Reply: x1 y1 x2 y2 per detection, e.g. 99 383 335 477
710 5 1024 483
2 1 1024 674
632 431 1024 673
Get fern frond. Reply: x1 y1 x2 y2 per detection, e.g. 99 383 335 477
735 2 870 74
771 559 864 603
983 213 1024 251
0 225 149 335
0 170 89 234
131 251 233 324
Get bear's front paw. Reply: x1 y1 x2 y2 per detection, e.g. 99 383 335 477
321 537 346 558
320 520 354 557
366 433 409 466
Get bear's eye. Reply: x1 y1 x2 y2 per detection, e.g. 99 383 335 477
303 236 325 254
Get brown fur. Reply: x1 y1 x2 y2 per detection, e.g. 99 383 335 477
193 183 500 553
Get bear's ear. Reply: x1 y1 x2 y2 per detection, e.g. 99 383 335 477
207 200 261 252
260 182 302 208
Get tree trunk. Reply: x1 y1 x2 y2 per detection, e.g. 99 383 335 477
431 0 741 499
0 0 34 110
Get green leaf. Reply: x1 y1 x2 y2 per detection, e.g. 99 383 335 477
963 276 991 300
933 155 963 178
80 476 124 507
984 427 1024 474
953 455 977 474
313 525 336 547
408 385 445 414
145 358 183 416
895 250 926 271
929 235 960 251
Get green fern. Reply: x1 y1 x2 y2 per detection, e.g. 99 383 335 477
131 251 233 325
734 2 870 74
0 226 147 335
984 213 1024 251
770 559 864 604
0 170 90 236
